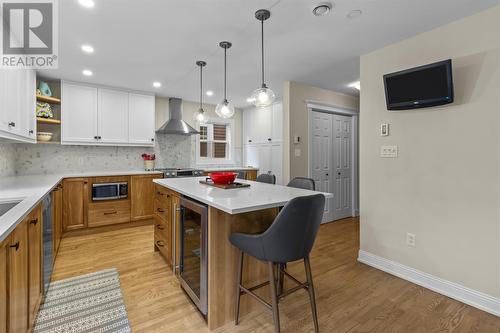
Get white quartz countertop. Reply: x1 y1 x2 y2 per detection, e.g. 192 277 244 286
154 177 333 215
202 166 259 172
0 170 162 242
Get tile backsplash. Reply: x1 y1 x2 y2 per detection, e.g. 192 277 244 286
10 134 191 176
0 144 16 177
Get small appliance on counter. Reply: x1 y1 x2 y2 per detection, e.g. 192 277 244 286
155 168 204 178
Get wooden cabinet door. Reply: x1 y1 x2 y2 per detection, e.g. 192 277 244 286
98 88 129 144
27 205 42 327
61 82 98 144
129 93 155 146
8 220 29 333
63 178 89 231
0 238 7 333
131 174 162 221
52 184 63 256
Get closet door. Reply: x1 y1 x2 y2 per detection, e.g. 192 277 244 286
98 88 129 144
332 114 352 220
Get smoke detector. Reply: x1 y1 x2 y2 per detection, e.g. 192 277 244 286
312 2 333 16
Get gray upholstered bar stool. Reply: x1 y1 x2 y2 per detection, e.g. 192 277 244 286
229 194 326 333
287 177 315 190
256 173 276 184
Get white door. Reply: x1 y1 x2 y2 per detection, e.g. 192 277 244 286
254 106 272 143
271 143 283 184
62 83 98 144
310 111 334 222
333 114 352 220
271 103 283 142
129 93 155 146
98 89 129 144
244 144 259 168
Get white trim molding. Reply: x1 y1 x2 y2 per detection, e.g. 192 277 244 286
358 250 500 317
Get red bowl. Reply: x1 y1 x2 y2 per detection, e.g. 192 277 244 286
209 172 238 185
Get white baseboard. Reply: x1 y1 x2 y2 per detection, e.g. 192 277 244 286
358 250 500 317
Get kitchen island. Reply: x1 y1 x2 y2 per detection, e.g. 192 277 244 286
153 177 332 330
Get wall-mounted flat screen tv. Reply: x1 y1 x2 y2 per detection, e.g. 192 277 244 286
383 59 454 111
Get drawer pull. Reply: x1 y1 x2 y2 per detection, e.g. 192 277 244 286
104 210 117 215
156 240 165 247
157 191 164 196
29 218 38 225
157 208 165 213
156 224 164 230
10 242 19 251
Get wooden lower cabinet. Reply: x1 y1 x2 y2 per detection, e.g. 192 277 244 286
62 178 89 231
27 205 42 327
0 239 7 333
52 183 63 257
153 184 173 266
8 220 29 333
245 170 257 181
88 200 130 227
131 174 162 221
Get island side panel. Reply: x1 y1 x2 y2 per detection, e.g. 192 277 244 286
207 206 277 330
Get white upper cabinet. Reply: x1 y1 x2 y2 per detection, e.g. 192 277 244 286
0 69 36 143
62 82 98 144
129 93 155 145
98 88 129 144
243 102 283 144
61 81 155 146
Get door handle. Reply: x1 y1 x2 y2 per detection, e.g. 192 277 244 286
337 172 341 175
8 122 15 127
156 224 164 230
326 173 329 176
29 218 38 225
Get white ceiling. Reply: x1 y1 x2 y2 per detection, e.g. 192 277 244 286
39 0 499 108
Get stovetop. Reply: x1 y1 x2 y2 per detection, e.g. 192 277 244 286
155 167 204 178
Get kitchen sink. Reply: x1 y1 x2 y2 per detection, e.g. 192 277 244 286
0 201 21 217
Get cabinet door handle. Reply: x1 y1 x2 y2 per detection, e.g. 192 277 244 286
157 208 165 213
8 122 15 127
29 218 38 225
248 139 252 143
29 130 34 134
94 136 98 139
10 242 19 251
156 224 164 230
151 138 155 142
156 240 165 247
104 210 117 215
157 191 164 196
268 138 272 141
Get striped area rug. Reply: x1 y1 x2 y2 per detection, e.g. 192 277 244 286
33 268 131 333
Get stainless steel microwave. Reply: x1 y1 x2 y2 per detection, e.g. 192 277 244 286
92 182 128 201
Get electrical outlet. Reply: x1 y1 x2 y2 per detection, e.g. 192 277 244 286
380 145 398 158
406 232 416 247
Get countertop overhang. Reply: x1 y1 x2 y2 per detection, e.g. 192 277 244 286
154 177 333 215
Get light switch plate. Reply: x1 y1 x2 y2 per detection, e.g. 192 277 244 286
294 148 301 157
380 145 398 158
380 123 389 136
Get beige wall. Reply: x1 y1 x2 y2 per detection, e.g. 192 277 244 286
283 81 359 182
360 6 500 298
155 97 242 148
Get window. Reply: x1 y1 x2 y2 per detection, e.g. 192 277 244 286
198 122 231 162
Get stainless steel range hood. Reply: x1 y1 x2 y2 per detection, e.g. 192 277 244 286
156 98 199 135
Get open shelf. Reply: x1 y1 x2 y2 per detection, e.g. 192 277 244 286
36 94 61 104
37 117 61 125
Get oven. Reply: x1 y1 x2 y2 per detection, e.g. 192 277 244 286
177 196 208 315
92 182 128 201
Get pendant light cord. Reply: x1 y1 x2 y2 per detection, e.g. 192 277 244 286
224 47 227 101
200 64 203 109
261 19 265 87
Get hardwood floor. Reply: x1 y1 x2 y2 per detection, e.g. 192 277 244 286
52 218 500 333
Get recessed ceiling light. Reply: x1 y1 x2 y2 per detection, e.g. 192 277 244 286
78 0 95 8
206 90 214 96
246 97 256 103
81 45 94 53
347 9 362 19
153 81 161 88
348 81 360 91
82 69 93 76
312 2 333 16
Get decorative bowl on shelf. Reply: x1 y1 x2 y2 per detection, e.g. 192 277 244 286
209 172 238 185
37 132 53 142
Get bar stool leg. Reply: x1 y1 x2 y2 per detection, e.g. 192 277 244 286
235 251 244 325
304 256 319 333
268 262 281 333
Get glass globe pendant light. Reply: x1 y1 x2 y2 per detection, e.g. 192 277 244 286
193 61 208 123
215 41 235 119
251 9 275 108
